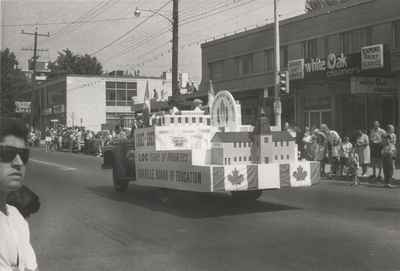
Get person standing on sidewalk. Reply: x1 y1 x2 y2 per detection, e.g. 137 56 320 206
386 124 397 145
369 121 386 181
381 134 396 188
355 129 370 177
321 124 341 178
313 129 328 177
339 136 353 177
348 149 360 185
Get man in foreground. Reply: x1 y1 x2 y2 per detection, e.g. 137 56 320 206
0 117 38 271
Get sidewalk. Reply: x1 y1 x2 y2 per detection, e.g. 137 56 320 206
322 165 400 186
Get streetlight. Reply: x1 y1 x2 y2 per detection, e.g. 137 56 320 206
134 1 180 102
134 7 173 24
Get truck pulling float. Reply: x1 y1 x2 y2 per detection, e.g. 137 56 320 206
111 90 320 201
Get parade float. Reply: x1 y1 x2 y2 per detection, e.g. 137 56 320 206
112 90 320 200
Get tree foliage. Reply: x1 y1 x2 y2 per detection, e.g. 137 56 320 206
305 0 352 12
48 49 103 78
0 48 31 114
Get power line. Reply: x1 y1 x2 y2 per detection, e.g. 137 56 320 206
89 0 172 56
44 0 111 43
60 0 122 39
0 16 142 28
121 8 304 70
102 0 263 64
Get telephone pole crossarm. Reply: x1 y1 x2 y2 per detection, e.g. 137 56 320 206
21 27 50 130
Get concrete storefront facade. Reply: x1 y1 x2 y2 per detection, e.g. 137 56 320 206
36 74 172 132
200 0 400 135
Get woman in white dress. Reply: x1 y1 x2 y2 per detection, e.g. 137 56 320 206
355 129 371 177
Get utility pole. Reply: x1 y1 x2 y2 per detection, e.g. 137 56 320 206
21 27 50 130
273 0 282 130
172 0 179 99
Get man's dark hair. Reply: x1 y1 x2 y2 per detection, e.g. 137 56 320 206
0 117 29 142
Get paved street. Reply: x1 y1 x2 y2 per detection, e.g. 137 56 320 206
26 148 400 271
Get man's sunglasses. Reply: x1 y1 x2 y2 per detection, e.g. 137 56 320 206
0 146 30 164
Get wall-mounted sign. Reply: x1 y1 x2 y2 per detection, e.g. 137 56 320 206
301 52 361 79
52 104 65 114
15 101 31 113
326 52 360 77
43 108 52 115
361 44 384 70
350 76 396 94
288 59 304 80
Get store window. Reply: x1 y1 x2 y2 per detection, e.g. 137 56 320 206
394 20 400 48
280 46 288 69
339 28 371 54
208 60 224 81
106 81 137 106
235 54 254 76
305 110 332 129
340 31 352 54
264 49 274 72
303 39 318 59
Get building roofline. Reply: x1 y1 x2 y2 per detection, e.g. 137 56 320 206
35 77 67 88
66 74 163 80
201 0 375 48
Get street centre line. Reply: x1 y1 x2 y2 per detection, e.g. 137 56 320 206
30 159 77 171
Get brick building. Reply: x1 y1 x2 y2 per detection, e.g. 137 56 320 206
199 0 400 136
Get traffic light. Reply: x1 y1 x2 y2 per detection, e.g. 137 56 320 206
279 71 289 94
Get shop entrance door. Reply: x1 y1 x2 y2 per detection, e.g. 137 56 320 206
305 110 332 129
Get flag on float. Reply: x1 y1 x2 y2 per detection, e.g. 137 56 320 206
143 80 151 126
144 80 151 113
208 80 215 108
212 162 319 192
212 165 258 192
279 161 315 188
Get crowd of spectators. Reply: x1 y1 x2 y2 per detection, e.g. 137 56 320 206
27 125 131 157
299 121 397 187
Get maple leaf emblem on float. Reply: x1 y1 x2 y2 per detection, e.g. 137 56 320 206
293 166 307 181
228 168 244 185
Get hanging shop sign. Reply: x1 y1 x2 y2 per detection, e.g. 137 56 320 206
350 76 397 94
288 59 305 80
42 108 52 115
361 44 384 70
52 104 65 114
15 101 31 113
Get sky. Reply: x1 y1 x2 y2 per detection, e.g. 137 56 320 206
1 0 306 83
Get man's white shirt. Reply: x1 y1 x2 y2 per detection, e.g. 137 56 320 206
0 205 37 271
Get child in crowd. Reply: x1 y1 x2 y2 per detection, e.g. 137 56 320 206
381 134 396 188
348 149 360 185
339 136 353 177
